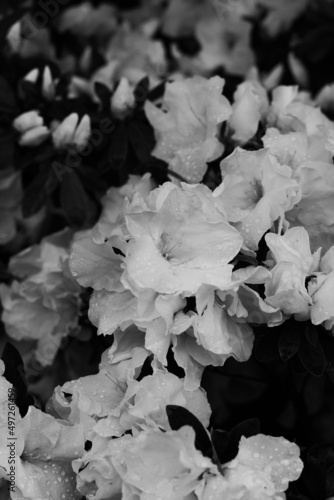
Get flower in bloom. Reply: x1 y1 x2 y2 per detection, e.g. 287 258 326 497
214 148 301 251
198 433 303 500
0 229 82 366
308 246 334 330
91 173 155 243
122 182 242 296
225 434 303 495
264 227 321 320
108 426 214 500
70 181 243 387
0 366 85 499
144 76 232 183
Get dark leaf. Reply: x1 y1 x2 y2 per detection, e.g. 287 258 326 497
279 326 302 361
254 329 280 362
108 123 129 169
0 76 17 115
94 82 112 109
326 464 334 496
1 343 35 417
60 171 90 228
219 419 261 463
210 429 229 462
18 80 41 108
22 168 55 217
0 128 14 168
298 335 326 377
133 76 149 105
305 324 319 347
128 117 155 163
166 405 213 458
298 455 326 500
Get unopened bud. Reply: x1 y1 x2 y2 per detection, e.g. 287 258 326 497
13 110 44 133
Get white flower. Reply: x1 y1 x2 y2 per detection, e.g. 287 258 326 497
214 148 300 251
91 173 155 243
225 434 303 494
264 227 321 319
122 182 242 296
52 113 91 150
13 110 44 133
229 80 269 144
111 77 136 118
0 229 82 366
13 110 50 147
145 76 232 183
109 426 214 500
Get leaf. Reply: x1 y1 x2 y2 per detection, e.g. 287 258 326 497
254 328 280 362
298 455 326 500
22 168 56 217
166 405 213 458
108 122 129 170
298 335 326 377
94 82 112 109
279 325 302 361
326 464 334 496
18 80 41 108
211 429 229 463
128 114 155 163
1 343 35 417
219 419 261 464
60 171 90 228
0 76 17 116
305 323 319 347
0 128 14 169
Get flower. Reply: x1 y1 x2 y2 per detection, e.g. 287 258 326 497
264 227 321 319
0 229 82 366
109 426 214 500
229 79 269 144
111 77 136 118
90 173 155 244
0 366 84 500
225 434 303 495
144 76 232 183
13 110 50 147
123 182 242 296
308 246 334 329
52 113 91 151
198 433 303 500
214 148 300 251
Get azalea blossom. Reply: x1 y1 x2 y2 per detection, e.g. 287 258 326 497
145 76 232 183
0 366 84 499
0 229 82 366
91 173 155 244
264 227 321 319
214 148 301 251
108 426 214 500
199 433 303 500
228 79 269 144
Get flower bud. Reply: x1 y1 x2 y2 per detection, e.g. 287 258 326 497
111 77 135 117
13 110 44 133
19 126 50 146
24 68 39 83
73 115 91 150
52 113 79 148
42 65 55 101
